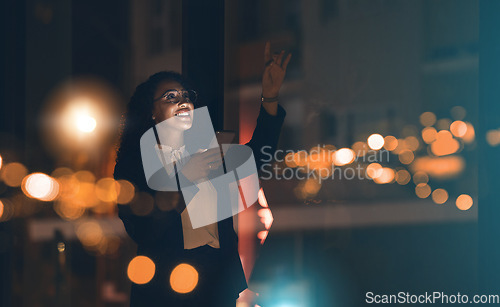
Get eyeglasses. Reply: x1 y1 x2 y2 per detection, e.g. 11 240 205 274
154 89 198 104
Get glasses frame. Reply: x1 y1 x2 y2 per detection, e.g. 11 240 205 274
153 89 198 104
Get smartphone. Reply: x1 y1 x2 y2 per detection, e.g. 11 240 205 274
216 131 236 144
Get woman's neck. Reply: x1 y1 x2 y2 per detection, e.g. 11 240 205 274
157 128 184 150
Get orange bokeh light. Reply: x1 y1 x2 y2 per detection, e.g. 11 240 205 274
450 121 467 138
1 162 28 187
116 179 135 204
22 173 60 201
431 130 459 156
170 263 198 293
383 136 398 151
334 148 355 166
422 127 437 144
415 183 431 198
456 194 473 211
432 188 449 204
128 256 156 285
373 168 395 184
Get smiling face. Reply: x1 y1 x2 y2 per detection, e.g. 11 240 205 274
152 80 194 130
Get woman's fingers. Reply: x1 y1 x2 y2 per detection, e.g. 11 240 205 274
282 53 292 71
276 50 285 66
264 41 271 63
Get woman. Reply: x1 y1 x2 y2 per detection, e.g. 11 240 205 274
114 42 291 306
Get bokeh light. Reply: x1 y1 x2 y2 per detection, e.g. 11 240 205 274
116 180 135 204
334 148 355 166
129 192 155 216
0 155 3 171
431 188 449 204
95 178 118 203
420 112 436 127
383 136 398 151
395 169 411 185
128 256 156 285
0 200 3 219
373 168 395 184
170 263 198 293
450 121 467 138
76 220 103 247
411 156 464 179
461 122 475 143
436 118 451 131
415 183 431 198
1 162 28 187
367 134 384 150
352 141 368 157
76 114 97 133
398 150 414 165
22 173 59 201
456 194 473 211
451 106 466 120
422 127 437 144
404 136 419 151
413 171 429 184
486 130 500 146
366 163 383 179
431 130 459 156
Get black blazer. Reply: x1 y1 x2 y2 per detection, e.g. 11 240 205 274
114 104 286 306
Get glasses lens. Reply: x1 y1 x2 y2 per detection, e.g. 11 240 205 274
187 90 197 103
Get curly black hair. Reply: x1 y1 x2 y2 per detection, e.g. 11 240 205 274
113 71 199 191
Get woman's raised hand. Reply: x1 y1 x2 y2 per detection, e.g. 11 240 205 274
262 41 292 99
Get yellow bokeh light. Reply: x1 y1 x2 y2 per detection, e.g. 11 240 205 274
22 173 59 201
415 183 431 198
128 256 156 285
456 194 473 211
373 168 395 184
367 134 384 150
420 112 436 127
450 121 467 138
366 163 383 179
0 162 28 187
170 263 198 293
395 169 411 185
422 127 437 144
398 150 414 165
334 148 355 166
74 170 96 183
432 188 448 204
383 136 398 151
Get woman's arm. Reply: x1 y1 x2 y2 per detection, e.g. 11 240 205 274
246 42 291 171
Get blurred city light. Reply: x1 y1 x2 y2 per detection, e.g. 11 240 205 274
352 141 368 156
432 188 449 205
413 171 429 184
0 200 3 219
415 183 431 198
1 162 28 187
21 172 59 201
431 130 459 156
367 134 384 150
116 179 135 204
366 163 383 179
419 112 436 127
258 188 269 208
76 220 104 247
398 150 414 164
0 155 3 170
411 156 464 179
450 120 467 138
127 256 156 285
486 129 500 146
373 168 395 184
334 148 355 166
383 136 398 151
76 114 97 133
395 169 411 185
170 263 198 293
456 194 473 211
421 127 437 144
95 177 118 203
